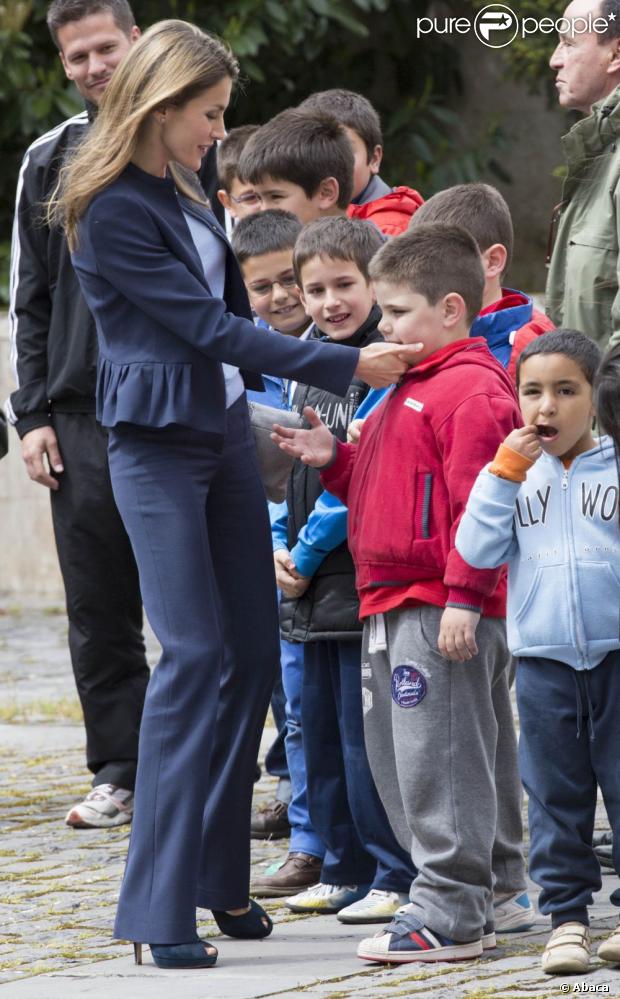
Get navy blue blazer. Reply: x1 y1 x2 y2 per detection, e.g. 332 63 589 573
71 162 359 435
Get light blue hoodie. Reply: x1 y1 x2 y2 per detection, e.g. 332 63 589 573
456 436 620 670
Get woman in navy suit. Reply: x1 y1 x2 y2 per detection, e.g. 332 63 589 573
50 19 417 970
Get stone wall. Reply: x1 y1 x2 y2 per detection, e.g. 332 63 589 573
0 312 64 600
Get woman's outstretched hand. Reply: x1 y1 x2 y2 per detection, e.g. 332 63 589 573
355 341 424 387
271 407 335 468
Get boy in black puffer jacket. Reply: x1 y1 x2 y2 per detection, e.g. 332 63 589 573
271 216 417 923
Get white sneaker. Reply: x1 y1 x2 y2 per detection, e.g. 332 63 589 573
65 784 134 828
598 921 620 963
493 891 535 932
337 889 411 924
285 882 367 913
541 922 590 974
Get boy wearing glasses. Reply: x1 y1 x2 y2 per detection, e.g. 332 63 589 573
216 125 262 221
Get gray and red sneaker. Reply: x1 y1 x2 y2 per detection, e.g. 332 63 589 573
65 784 133 828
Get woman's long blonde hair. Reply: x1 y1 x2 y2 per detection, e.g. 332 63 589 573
49 19 239 249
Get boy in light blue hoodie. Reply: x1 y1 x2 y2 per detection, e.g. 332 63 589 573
456 329 620 977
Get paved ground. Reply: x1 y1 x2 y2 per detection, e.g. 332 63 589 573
0 604 619 998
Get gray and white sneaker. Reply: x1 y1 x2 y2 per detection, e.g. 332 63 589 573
65 784 134 828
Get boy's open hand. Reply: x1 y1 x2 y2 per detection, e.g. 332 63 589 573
271 407 335 467
502 425 542 463
355 341 423 388
438 607 480 662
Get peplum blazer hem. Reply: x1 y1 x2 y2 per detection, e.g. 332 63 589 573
97 356 224 430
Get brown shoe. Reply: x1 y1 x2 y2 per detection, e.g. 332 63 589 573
251 852 323 898
250 799 291 840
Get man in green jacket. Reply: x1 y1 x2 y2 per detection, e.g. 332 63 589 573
546 0 620 350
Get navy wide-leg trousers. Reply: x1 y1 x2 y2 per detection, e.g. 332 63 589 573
109 398 280 944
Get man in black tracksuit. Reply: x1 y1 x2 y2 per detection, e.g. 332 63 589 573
7 0 220 827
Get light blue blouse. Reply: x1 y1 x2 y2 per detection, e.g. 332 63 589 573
183 209 245 409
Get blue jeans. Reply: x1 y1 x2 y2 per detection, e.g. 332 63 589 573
280 637 324 858
265 672 291 804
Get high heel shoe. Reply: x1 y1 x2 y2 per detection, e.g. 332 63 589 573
211 899 273 939
133 940 218 969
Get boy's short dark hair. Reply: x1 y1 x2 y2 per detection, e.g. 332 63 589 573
238 109 354 209
47 0 135 47
298 89 382 160
216 125 259 192
231 209 302 265
368 223 484 324
410 183 514 274
516 329 602 387
293 216 384 285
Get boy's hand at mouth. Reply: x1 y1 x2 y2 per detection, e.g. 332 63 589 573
502 425 543 463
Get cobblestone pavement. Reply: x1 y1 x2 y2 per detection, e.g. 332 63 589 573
0 605 619 998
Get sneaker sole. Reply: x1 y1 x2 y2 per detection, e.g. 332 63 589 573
285 902 342 914
358 941 483 964
337 912 400 924
494 917 535 933
251 883 318 899
65 810 132 829
482 931 497 950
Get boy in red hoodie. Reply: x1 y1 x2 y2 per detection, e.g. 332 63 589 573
299 88 424 237
272 223 526 963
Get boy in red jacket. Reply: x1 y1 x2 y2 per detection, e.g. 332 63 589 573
299 89 424 237
272 223 526 963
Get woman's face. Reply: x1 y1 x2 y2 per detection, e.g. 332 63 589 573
159 77 232 172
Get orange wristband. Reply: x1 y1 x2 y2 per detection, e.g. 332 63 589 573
489 443 533 483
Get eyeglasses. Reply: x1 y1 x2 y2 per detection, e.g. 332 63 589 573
247 275 298 298
229 191 262 207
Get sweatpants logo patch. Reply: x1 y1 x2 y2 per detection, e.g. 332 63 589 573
391 665 426 707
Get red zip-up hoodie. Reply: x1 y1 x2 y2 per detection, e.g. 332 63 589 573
347 186 424 237
320 338 522 617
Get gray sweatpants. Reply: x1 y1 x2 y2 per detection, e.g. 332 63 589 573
362 605 526 941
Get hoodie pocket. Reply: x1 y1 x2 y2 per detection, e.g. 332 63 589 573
355 468 442 573
577 562 620 644
513 565 572 649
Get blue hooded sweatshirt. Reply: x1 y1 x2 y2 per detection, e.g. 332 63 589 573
456 436 620 670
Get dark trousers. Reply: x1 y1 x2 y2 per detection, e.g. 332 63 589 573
517 653 620 925
302 639 415 891
50 412 149 790
109 398 280 943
